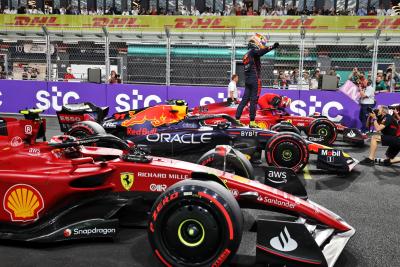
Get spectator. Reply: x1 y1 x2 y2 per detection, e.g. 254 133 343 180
64 67 76 80
29 68 39 80
60 6 66 14
17 5 26 14
247 6 254 15
192 6 200 16
227 74 239 104
109 70 121 84
260 5 267 15
290 69 300 84
359 80 375 133
310 68 321 89
88 8 96 15
357 6 367 15
0 66 6 79
376 74 387 92
301 70 310 87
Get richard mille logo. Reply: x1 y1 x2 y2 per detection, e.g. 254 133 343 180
270 227 298 252
347 130 356 138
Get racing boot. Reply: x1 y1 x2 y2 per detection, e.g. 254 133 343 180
249 121 259 128
235 119 244 126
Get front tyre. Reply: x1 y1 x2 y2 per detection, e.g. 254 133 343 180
307 119 337 145
148 180 243 267
265 132 309 172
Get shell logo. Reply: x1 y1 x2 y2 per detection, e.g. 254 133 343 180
3 184 44 222
256 122 269 129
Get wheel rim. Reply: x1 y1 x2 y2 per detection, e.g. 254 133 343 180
160 201 223 264
317 127 328 137
177 219 205 247
272 141 301 168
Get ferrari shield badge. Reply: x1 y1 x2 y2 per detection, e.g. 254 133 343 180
120 172 134 191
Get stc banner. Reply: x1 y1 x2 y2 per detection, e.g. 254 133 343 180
1 14 400 32
0 80 399 128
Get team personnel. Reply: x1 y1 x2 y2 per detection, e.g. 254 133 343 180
258 93 291 111
360 106 400 166
235 33 279 128
227 74 239 105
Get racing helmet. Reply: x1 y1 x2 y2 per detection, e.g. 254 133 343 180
280 96 292 108
248 33 268 50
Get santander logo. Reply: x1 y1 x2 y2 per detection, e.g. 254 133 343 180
270 227 298 252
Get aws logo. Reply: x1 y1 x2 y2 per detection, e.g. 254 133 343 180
3 184 44 222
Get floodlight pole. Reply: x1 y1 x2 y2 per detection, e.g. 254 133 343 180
103 27 110 84
165 27 171 86
371 29 381 91
231 28 236 77
42 26 51 81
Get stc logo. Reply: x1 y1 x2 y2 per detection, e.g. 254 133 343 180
36 86 80 111
200 92 226 106
290 95 343 122
115 89 162 112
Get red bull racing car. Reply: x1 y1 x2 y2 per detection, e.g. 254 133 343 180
55 101 358 174
191 97 366 146
0 109 355 267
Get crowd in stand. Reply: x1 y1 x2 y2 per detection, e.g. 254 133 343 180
0 2 397 16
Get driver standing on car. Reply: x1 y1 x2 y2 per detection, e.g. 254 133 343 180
258 93 291 111
360 105 400 166
235 34 279 128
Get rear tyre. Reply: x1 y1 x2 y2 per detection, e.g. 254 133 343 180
67 121 106 138
148 180 243 267
197 147 254 180
265 132 309 172
307 119 337 145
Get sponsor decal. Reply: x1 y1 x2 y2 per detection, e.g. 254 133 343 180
103 122 117 128
10 136 23 147
266 170 287 184
257 195 296 209
290 95 343 122
120 172 134 191
127 127 157 136
24 125 33 135
270 227 298 252
146 133 212 144
240 131 258 137
64 227 116 237
137 172 189 180
58 114 83 123
150 184 167 192
175 18 227 29
308 136 325 142
3 184 44 222
320 149 341 157
347 130 356 138
152 192 179 221
28 148 40 156
36 86 80 111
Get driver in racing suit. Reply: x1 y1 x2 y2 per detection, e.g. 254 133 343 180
258 93 291 111
235 34 279 128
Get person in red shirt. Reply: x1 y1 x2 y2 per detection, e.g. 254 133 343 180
258 93 291 110
64 67 75 80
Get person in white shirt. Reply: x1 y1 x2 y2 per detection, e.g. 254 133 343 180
227 74 239 105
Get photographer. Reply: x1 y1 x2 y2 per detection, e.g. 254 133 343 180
359 80 375 133
360 105 400 166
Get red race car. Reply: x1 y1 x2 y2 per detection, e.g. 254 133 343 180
192 94 366 146
0 109 355 267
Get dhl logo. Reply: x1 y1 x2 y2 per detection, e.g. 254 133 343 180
3 184 44 222
86 17 149 28
174 18 228 29
356 18 400 30
7 16 67 27
252 18 320 29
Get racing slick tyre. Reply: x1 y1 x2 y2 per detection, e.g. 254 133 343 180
148 180 243 267
307 119 337 145
265 132 309 172
197 147 254 180
66 121 106 138
270 122 301 135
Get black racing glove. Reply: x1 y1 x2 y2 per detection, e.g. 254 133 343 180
273 42 280 49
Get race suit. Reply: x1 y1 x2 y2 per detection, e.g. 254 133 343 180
258 93 282 110
235 46 274 121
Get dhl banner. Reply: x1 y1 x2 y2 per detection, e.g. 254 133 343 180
0 14 400 32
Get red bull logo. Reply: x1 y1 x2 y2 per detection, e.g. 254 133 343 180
121 105 187 127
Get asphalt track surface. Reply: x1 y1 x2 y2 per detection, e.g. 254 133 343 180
0 115 399 267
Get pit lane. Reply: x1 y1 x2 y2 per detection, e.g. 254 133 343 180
0 115 399 267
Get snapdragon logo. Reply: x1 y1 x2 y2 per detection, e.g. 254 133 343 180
290 95 343 122
200 92 226 106
115 89 162 112
36 86 80 111
72 227 116 236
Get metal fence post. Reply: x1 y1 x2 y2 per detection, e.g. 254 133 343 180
298 26 305 90
103 27 110 84
231 28 236 77
42 26 51 81
371 29 381 91
165 27 171 86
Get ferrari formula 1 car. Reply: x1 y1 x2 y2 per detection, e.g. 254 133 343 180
0 109 354 267
191 99 366 146
55 102 358 174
